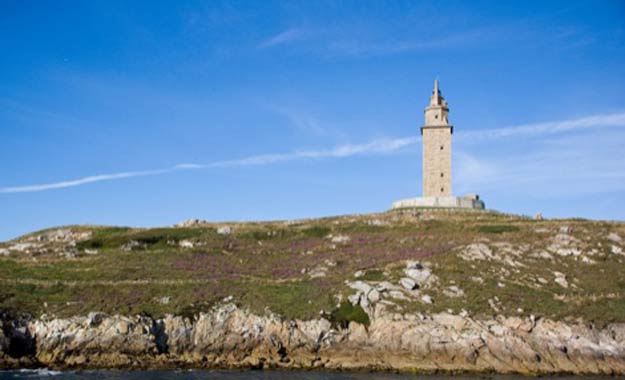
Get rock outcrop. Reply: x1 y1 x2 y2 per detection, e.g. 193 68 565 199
1 304 624 375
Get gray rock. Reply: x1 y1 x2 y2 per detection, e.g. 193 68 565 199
459 243 494 261
406 260 423 270
178 240 194 248
608 232 622 243
175 218 207 227
6 303 625 375
348 281 373 294
367 289 381 303
444 285 465 298
217 226 232 235
389 290 408 300
347 293 361 306
405 268 432 285
330 234 350 244
554 272 569 288
400 277 417 290
375 281 394 292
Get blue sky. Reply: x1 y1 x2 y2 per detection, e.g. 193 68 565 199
1 1 625 240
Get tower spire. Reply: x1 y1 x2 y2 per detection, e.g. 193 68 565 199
425 78 449 126
430 78 444 106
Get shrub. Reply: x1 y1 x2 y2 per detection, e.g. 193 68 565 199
77 227 204 250
76 227 130 249
476 225 520 234
330 301 370 329
360 269 385 281
301 226 331 238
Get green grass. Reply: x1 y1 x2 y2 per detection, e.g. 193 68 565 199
1 211 624 326
238 280 335 320
360 269 385 281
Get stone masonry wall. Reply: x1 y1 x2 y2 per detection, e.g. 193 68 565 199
422 127 452 197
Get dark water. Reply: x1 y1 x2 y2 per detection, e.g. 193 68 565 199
0 370 611 380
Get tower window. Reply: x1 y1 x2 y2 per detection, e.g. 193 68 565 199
440 145 444 150
440 187 444 193
440 172 444 178
435 115 439 119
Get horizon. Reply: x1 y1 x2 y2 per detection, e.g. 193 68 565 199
2 1 625 241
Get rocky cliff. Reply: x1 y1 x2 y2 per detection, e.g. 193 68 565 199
1 303 624 375
1 211 625 374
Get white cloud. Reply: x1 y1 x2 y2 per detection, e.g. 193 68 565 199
0 169 172 194
261 104 329 136
2 112 624 194
258 27 491 56
326 29 489 57
458 112 625 143
258 28 308 49
0 137 417 194
454 130 625 198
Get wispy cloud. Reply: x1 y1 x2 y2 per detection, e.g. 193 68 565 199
261 104 328 136
258 28 309 49
457 112 625 143
326 29 489 57
257 25 500 57
2 112 624 194
454 131 625 197
255 18 603 58
454 112 625 196
0 169 173 194
209 136 417 168
0 137 416 194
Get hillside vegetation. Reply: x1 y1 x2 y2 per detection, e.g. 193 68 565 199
1 210 624 326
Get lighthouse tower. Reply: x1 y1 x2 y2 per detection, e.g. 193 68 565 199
421 79 452 197
391 80 485 210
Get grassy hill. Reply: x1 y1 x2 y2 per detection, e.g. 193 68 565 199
1 210 624 326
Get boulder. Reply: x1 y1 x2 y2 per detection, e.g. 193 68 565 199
348 281 372 294
554 272 569 288
405 268 431 284
217 226 232 235
399 277 417 290
178 240 194 249
367 289 381 303
607 232 622 243
330 235 350 244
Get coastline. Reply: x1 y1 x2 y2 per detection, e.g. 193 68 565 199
2 303 624 376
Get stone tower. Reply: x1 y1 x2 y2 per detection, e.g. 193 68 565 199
391 80 485 210
421 79 452 197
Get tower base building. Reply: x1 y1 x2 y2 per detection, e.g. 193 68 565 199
392 80 486 211
392 194 485 210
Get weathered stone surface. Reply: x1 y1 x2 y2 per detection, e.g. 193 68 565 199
554 271 569 288
2 304 625 374
329 234 350 244
399 277 417 290
405 268 432 285
216 226 232 235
